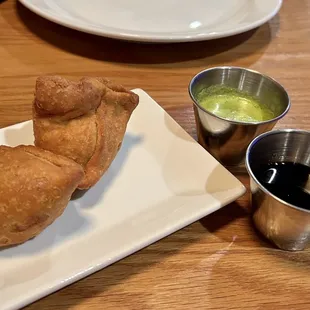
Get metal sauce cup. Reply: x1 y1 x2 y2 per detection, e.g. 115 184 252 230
189 67 290 166
246 129 310 251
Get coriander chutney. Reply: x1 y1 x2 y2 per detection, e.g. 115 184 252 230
197 85 275 123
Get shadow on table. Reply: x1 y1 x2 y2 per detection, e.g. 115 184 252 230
10 1 278 67
200 201 249 233
200 198 277 250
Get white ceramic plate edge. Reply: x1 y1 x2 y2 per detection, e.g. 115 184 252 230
14 193 242 310
18 0 282 42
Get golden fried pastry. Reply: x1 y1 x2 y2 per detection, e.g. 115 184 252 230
0 145 84 247
33 75 139 189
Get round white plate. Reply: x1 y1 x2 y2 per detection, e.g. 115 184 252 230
19 0 282 43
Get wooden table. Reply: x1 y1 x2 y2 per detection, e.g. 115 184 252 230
0 0 310 309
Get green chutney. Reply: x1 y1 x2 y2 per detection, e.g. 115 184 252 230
197 85 275 123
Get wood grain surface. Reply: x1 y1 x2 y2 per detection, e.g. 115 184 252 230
1 0 310 309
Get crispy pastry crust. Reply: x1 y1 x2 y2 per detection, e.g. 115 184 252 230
33 76 139 189
0 145 84 247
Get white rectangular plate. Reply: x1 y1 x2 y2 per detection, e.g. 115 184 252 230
0 89 245 310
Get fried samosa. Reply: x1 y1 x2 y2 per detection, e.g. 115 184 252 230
33 76 139 189
0 145 84 247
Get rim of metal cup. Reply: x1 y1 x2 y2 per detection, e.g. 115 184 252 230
245 128 310 214
188 66 291 126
